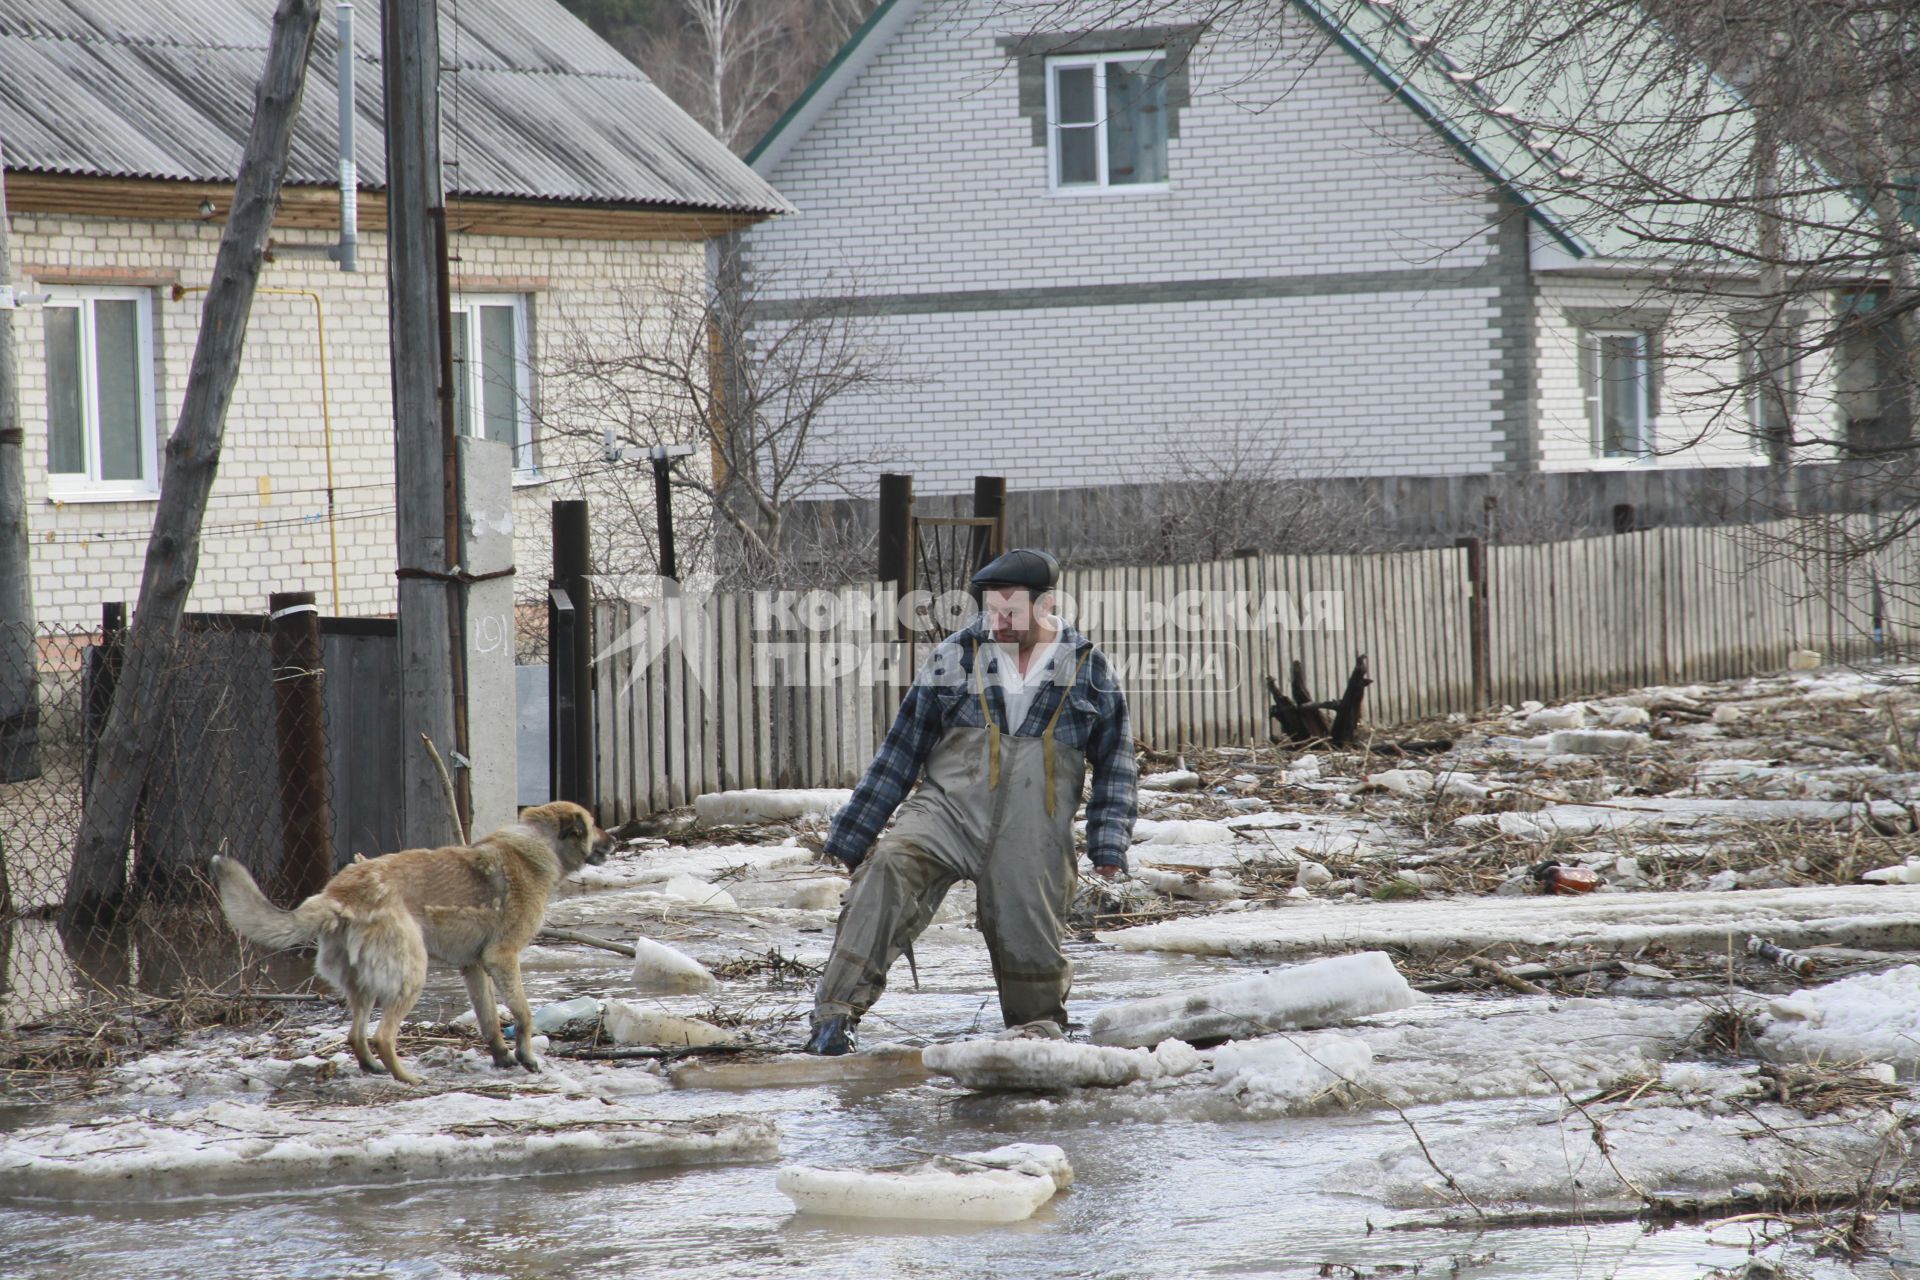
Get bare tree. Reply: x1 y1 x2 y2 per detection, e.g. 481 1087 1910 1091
632 0 803 151
537 245 904 591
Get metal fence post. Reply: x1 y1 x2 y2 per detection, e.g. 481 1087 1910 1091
270 591 333 901
1455 536 1489 709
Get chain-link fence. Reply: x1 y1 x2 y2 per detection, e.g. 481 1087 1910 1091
0 609 357 1030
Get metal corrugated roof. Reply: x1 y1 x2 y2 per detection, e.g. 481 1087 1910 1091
0 0 792 215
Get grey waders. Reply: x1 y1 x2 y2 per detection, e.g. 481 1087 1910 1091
815 650 1090 1034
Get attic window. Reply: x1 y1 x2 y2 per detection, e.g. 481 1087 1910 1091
1046 52 1169 190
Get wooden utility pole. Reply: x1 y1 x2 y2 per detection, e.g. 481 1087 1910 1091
0 147 41 783
384 0 465 847
62 0 324 929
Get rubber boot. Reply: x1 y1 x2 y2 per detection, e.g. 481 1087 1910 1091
803 1014 857 1056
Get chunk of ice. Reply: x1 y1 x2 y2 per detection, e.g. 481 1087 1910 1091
1863 857 1920 884
1761 965 1920 1067
1133 819 1237 845
1134 868 1245 902
1523 703 1587 730
923 1039 1156 1090
629 937 721 994
1087 951 1416 1047
782 876 847 909
602 1002 742 1048
693 788 851 826
1209 1032 1373 1106
1364 769 1434 797
1141 769 1200 791
776 1143 1071 1222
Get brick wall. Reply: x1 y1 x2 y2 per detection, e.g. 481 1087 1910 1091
745 0 1839 495
10 213 707 627
744 0 1517 495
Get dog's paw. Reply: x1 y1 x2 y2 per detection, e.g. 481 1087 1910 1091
517 1053 542 1074
489 1048 518 1070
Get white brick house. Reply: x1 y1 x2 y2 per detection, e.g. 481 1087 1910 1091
2 0 790 627
741 0 1861 498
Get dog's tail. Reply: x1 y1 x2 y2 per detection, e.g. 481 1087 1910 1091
209 855 336 950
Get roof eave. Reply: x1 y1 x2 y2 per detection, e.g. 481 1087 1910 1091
745 0 928 174
1291 0 1593 260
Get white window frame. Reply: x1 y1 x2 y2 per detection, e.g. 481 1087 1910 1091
42 285 160 502
1044 50 1170 194
449 293 538 479
1587 328 1655 459
1740 326 1799 453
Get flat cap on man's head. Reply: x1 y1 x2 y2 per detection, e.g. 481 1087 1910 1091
970 548 1060 594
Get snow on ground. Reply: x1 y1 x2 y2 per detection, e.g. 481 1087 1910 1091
1100 883 1920 958
776 1143 1072 1222
1762 965 1920 1067
0 1089 778 1202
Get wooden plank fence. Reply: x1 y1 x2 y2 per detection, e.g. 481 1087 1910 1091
593 517 1913 820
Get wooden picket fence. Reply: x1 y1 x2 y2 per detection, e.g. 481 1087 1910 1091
592 517 1916 822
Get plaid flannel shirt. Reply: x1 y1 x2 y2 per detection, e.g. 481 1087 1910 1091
824 617 1137 870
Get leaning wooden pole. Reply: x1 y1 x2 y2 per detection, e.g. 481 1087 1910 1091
62 0 324 930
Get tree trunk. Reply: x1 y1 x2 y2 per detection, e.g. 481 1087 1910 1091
62 0 324 931
0 152 40 784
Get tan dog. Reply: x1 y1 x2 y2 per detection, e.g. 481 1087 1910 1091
211 801 613 1084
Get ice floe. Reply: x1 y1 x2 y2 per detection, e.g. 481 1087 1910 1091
1099 884 1920 958
1087 951 1416 1047
0 1091 777 1201
921 1038 1202 1091
1331 1092 1906 1210
776 1143 1072 1222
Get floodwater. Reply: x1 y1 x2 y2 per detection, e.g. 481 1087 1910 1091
3 927 1915 1280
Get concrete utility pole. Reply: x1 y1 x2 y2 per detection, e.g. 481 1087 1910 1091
0 147 42 783
383 0 467 846
63 0 324 928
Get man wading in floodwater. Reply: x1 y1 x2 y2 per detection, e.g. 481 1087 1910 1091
803 548 1138 1055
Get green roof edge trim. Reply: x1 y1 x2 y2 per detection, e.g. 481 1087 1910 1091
746 0 913 167
1290 0 1591 259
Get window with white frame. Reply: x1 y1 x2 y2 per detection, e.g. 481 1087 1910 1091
1046 52 1169 190
450 294 535 473
1739 324 1799 451
43 287 159 499
1586 330 1654 458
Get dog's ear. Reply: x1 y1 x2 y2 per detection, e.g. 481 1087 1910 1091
565 811 587 839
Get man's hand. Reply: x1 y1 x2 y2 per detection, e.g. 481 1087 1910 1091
1092 864 1125 881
